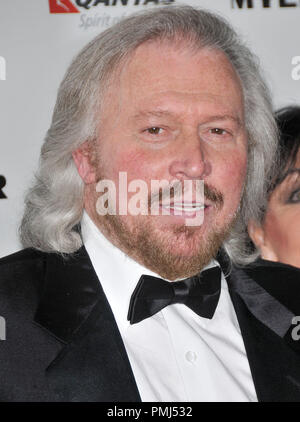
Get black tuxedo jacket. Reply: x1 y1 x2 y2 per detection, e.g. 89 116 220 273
0 246 300 402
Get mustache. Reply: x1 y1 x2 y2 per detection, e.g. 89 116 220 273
149 181 224 208
204 184 224 207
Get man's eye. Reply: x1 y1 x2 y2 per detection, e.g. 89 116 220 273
210 128 226 135
288 188 300 204
147 127 163 135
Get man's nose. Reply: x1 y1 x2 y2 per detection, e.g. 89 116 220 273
169 135 210 180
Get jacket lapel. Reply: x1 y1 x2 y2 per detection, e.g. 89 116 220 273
218 253 300 401
34 247 141 402
34 245 300 402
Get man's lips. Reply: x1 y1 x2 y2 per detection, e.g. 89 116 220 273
158 202 209 216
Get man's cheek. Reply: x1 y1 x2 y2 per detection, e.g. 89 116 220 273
215 157 245 189
226 156 247 189
107 151 150 212
113 150 156 181
217 158 247 211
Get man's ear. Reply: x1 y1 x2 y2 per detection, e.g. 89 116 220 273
72 141 97 184
248 220 278 262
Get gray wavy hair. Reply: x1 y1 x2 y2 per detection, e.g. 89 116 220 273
20 5 278 266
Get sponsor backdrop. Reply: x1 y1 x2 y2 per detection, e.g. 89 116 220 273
0 0 300 257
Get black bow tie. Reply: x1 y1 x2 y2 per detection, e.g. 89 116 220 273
127 266 222 324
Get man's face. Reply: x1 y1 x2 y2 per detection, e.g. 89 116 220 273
82 40 248 279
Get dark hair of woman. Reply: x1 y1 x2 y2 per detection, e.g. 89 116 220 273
271 106 300 191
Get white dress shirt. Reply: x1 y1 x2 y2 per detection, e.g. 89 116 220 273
81 211 257 402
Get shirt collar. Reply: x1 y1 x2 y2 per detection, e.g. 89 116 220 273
80 210 220 333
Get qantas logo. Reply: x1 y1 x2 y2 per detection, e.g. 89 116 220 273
49 0 175 13
49 0 80 13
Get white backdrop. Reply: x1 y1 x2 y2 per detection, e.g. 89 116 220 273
1 0 300 257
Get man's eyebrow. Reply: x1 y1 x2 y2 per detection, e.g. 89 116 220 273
132 111 242 126
203 115 243 127
132 110 174 120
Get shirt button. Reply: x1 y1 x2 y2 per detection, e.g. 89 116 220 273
185 351 197 363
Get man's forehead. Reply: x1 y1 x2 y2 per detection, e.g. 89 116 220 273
102 39 244 127
118 39 235 80
115 44 242 98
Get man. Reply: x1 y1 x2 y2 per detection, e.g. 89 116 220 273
1 6 300 402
